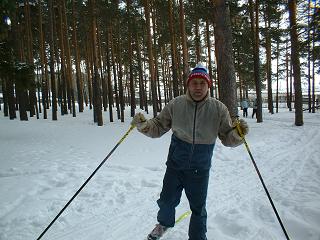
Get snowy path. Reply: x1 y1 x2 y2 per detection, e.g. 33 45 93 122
0 108 319 240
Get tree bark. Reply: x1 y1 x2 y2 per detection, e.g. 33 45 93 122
106 26 114 122
168 0 179 98
90 0 103 126
288 0 303 126
38 1 48 119
249 0 263 122
72 0 84 113
212 0 238 117
48 0 57 120
179 0 189 92
205 19 214 97
143 0 158 117
264 5 273 114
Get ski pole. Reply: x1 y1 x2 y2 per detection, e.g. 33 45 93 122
36 124 136 240
235 120 291 240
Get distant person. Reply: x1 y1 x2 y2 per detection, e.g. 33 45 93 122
241 99 249 118
252 98 258 118
131 63 249 240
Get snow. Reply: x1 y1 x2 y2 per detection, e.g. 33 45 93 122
0 106 319 240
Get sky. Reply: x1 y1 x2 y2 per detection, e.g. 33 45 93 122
0 105 319 240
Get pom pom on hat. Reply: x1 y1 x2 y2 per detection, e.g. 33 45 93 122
187 63 212 88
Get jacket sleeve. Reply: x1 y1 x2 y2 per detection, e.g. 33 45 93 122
217 104 244 147
137 103 172 138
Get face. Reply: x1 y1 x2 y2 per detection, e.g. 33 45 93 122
188 78 209 101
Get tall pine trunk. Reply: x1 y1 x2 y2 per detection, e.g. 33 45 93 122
212 0 238 117
249 0 263 122
168 0 179 98
90 0 103 126
38 1 47 119
288 0 303 126
179 0 189 92
143 0 157 117
264 4 273 114
48 0 57 120
72 0 84 113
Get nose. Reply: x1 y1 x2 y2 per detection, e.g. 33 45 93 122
194 83 202 89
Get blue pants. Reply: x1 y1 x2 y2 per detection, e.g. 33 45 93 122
157 167 209 240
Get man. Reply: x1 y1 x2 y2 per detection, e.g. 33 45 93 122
131 63 248 240
252 98 258 118
241 98 249 117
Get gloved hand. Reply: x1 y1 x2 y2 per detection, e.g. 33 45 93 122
131 113 148 130
235 119 249 136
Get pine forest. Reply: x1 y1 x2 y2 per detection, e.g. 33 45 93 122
0 0 319 126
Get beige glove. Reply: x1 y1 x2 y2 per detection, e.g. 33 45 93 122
235 119 249 136
131 113 148 130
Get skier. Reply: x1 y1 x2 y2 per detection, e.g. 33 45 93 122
252 98 258 118
131 63 249 240
241 98 249 117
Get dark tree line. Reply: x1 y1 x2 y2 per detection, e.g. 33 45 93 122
0 0 319 126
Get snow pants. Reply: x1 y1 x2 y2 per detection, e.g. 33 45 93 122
157 167 209 240
243 108 248 117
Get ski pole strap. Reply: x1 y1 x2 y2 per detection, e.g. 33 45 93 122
235 120 291 240
36 125 136 240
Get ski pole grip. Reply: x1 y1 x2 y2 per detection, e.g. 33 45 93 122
235 119 244 139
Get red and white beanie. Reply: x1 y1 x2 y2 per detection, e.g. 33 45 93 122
187 63 212 88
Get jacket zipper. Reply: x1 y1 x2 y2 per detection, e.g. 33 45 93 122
189 102 198 168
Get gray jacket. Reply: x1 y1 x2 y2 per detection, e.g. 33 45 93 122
139 92 243 147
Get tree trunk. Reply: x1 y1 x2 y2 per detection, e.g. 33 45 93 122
38 1 48 119
168 0 179 98
72 0 84 113
2 78 8 117
106 26 114 122
179 0 189 92
212 0 238 117
100 30 108 112
61 0 76 117
48 0 57 120
90 0 103 126
85 43 93 110
25 0 37 118
311 3 316 113
135 31 146 110
264 5 273 114
285 43 291 111
276 40 279 114
8 77 16 119
110 27 121 120
114 9 124 122
288 0 303 126
249 0 263 122
57 3 68 115
195 19 201 63
126 0 136 117
205 19 214 97
143 0 157 117
152 6 162 111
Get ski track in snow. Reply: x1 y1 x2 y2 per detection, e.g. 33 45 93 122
0 108 319 240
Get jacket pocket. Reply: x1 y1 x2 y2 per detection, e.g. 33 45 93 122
167 135 192 169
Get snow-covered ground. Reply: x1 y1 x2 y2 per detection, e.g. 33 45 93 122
0 106 319 240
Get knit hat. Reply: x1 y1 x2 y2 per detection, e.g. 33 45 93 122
187 63 212 88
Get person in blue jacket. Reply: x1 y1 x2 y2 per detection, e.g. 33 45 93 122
241 98 249 117
131 63 249 240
